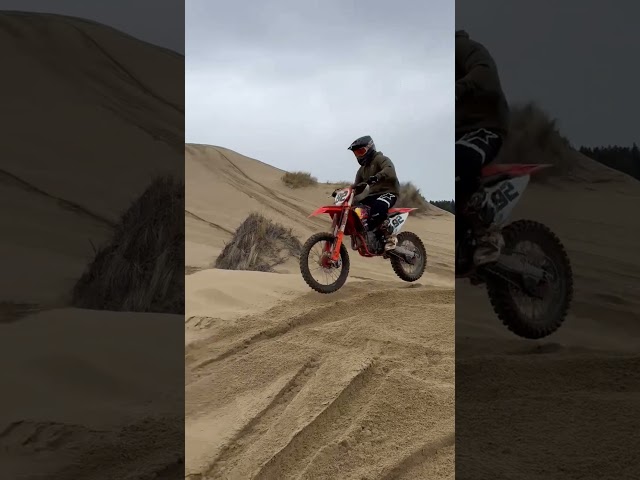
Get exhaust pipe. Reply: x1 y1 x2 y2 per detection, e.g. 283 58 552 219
392 245 418 264
495 253 546 281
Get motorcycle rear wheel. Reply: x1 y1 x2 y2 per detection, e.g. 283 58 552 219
390 231 427 282
486 220 573 339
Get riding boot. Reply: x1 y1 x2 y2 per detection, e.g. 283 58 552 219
473 228 505 265
378 219 396 251
469 190 504 265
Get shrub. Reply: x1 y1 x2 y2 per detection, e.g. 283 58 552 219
281 171 318 188
497 102 573 181
215 213 302 272
72 175 184 313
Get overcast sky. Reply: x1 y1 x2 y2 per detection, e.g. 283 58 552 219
186 0 454 200
0 0 184 54
457 0 640 148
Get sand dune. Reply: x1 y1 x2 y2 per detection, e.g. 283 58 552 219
185 143 454 281
185 145 455 479
1 12 183 479
1 11 183 305
455 151 640 479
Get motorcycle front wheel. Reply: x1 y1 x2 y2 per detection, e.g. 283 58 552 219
300 232 350 294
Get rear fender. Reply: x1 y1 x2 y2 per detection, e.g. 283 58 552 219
388 211 413 234
481 163 552 178
388 207 417 215
486 175 530 226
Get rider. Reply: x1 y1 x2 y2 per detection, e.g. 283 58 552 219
455 29 510 265
348 135 401 251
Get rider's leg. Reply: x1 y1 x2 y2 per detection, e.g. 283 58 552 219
367 193 397 230
455 132 485 235
362 193 398 250
375 193 398 251
357 195 376 231
455 129 504 265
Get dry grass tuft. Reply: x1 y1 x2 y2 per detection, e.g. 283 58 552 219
282 171 318 188
396 182 435 215
497 102 573 181
72 175 184 313
215 213 302 272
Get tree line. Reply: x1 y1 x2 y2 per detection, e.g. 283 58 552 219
578 143 640 180
424 141 640 216
429 199 455 214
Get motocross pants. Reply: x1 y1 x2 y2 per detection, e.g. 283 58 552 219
360 192 398 232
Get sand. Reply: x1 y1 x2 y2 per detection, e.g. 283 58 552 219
0 309 184 480
455 152 640 479
0 12 184 479
185 144 455 479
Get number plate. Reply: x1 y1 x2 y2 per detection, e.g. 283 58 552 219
334 189 349 205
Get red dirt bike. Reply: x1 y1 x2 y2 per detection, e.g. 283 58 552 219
457 163 573 339
300 182 427 294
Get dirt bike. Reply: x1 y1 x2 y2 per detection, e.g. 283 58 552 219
299 182 427 294
457 163 573 339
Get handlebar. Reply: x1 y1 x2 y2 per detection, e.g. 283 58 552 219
331 182 369 198
331 182 368 197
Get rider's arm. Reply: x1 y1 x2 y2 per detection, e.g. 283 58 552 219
455 36 502 100
375 156 397 181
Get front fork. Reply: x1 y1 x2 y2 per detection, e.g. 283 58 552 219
328 209 348 262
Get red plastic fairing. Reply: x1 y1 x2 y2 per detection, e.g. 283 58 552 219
389 207 417 214
309 206 343 217
481 163 552 178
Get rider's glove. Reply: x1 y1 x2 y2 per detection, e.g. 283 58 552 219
367 175 379 185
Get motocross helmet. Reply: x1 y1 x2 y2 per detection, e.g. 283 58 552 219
348 135 376 166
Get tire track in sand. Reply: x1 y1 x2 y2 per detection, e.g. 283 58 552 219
379 429 455 480
206 360 381 480
212 151 327 232
191 292 378 371
202 359 322 479
218 151 316 218
252 362 383 480
186 281 454 479
190 284 450 373
185 210 234 234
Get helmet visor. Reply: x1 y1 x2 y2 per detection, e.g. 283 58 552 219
353 146 368 157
